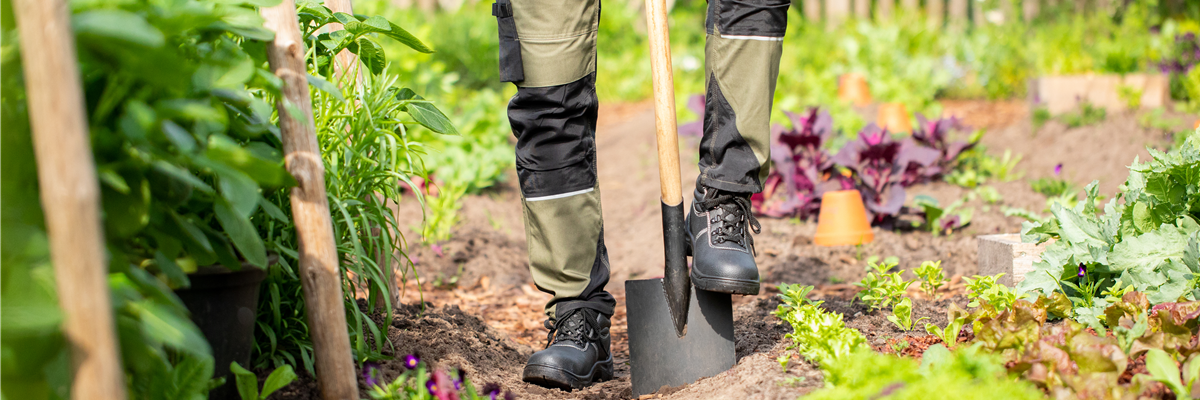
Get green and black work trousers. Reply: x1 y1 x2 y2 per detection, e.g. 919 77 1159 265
494 0 788 321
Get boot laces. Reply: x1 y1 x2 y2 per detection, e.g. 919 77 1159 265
543 308 600 349
697 189 762 252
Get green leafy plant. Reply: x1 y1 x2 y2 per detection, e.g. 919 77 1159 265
1060 100 1108 128
945 148 1022 188
1019 130 1200 321
1143 349 1200 400
1118 85 1144 110
924 304 971 349
774 284 868 365
231 362 297 400
913 195 972 236
805 345 1044 400
1032 107 1053 130
887 298 927 331
914 260 946 297
854 257 914 311
963 274 1019 311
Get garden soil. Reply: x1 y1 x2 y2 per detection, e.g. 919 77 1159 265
275 101 1193 399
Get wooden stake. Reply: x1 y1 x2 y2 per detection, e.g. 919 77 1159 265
323 0 361 81
13 1 126 399
261 2 360 399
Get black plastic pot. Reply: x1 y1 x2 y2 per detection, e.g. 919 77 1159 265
175 262 268 400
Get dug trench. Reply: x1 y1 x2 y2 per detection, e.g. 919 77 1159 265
273 102 1189 399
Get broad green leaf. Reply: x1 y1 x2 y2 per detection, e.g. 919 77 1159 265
131 301 211 357
397 89 458 135
166 355 214 399
1146 349 1187 397
153 250 189 289
1050 202 1107 247
73 10 165 48
307 74 345 103
261 365 298 399
206 135 294 188
216 166 260 218
361 16 391 32
354 37 385 75
161 121 198 152
1109 224 1188 273
230 362 259 400
382 22 433 53
214 200 267 268
152 161 214 193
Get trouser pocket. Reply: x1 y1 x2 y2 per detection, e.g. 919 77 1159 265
493 0 525 83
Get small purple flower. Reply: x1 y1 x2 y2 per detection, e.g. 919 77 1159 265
426 379 438 394
403 354 420 370
1054 163 1062 176
363 362 382 387
1078 264 1086 277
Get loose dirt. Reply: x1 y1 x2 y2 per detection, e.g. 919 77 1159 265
275 101 1194 399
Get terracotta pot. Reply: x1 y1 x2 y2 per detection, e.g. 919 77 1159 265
877 102 912 133
838 73 872 107
814 190 874 246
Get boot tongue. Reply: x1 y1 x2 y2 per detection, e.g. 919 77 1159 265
552 310 591 347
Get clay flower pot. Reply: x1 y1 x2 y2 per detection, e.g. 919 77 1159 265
814 190 875 246
877 102 912 133
838 73 872 107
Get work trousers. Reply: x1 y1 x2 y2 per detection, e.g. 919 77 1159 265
494 0 787 321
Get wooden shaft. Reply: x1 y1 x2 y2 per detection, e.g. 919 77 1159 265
645 0 683 206
13 1 127 399
261 3 360 399
323 0 361 81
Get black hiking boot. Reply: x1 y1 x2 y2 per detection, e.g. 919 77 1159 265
522 307 613 390
686 186 761 295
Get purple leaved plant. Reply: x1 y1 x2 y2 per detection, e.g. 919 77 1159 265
910 113 975 181
833 124 940 221
753 108 844 219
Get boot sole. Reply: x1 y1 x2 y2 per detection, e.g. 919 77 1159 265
522 356 614 391
690 269 760 295
685 226 760 296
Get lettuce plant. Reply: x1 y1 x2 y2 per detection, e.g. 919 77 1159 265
887 298 927 331
833 124 940 222
924 304 970 349
774 284 868 365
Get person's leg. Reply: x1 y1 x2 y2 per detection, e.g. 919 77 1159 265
687 0 790 295
494 0 613 389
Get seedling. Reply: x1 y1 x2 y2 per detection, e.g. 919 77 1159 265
923 304 970 349
914 260 946 297
855 257 913 310
964 274 1018 311
232 362 297 400
887 298 928 331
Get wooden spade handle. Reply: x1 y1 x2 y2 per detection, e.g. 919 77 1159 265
645 0 683 206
